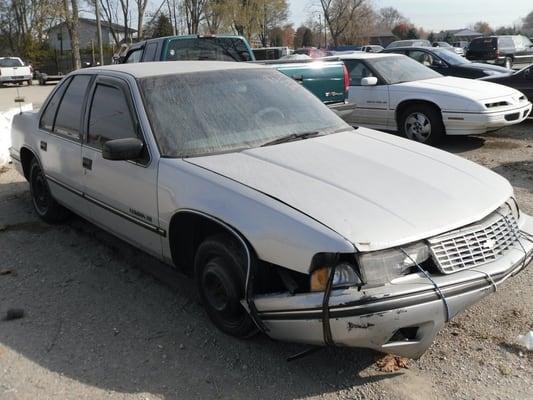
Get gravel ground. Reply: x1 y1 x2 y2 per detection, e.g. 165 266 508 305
0 116 532 399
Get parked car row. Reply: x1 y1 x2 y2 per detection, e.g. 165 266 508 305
9 60 533 359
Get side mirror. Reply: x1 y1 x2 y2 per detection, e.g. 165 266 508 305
103 138 144 161
361 77 378 86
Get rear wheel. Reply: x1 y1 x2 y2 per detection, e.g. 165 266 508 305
27 79 32 86
29 158 69 223
399 104 445 145
195 234 257 338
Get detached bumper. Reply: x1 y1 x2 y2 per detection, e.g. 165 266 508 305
255 213 533 358
443 102 532 135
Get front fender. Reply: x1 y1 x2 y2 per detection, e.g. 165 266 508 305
158 159 355 274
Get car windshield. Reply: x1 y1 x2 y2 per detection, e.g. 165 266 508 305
432 48 470 65
369 56 442 84
139 69 350 157
0 58 23 67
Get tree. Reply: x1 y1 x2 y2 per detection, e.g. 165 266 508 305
294 25 314 48
472 21 493 35
257 0 288 46
152 13 174 37
320 0 369 47
136 0 149 39
523 10 533 34
62 0 81 69
392 23 410 40
183 0 206 34
376 7 407 31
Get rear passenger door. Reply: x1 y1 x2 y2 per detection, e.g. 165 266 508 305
81 75 162 256
38 74 92 217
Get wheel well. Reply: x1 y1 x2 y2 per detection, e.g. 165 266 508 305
19 147 35 180
395 100 442 126
168 212 239 276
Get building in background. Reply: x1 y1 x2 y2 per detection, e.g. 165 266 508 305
47 18 137 51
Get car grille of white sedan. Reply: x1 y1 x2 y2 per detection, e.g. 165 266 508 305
428 206 520 274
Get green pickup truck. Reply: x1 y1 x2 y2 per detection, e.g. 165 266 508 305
118 34 349 109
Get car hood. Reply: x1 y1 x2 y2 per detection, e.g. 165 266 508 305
398 76 518 101
466 63 510 74
187 128 512 252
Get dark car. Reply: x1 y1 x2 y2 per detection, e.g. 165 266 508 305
480 64 533 116
382 47 510 78
466 35 533 69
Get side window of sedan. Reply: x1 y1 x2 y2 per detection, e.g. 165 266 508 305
345 60 375 86
39 78 70 131
87 84 138 149
53 75 92 141
408 51 435 67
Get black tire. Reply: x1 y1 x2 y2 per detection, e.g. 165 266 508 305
29 158 69 223
504 57 512 70
27 79 32 86
195 234 257 338
39 78 45 85
399 104 445 145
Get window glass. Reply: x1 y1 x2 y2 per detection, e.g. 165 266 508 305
345 60 375 86
87 84 137 148
54 75 91 140
370 56 441 84
498 37 514 48
408 50 436 67
0 58 23 67
142 43 158 61
39 78 70 131
125 49 143 63
165 38 251 61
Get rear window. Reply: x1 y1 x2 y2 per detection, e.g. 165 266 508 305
498 37 514 48
165 38 252 62
469 38 497 50
0 58 23 67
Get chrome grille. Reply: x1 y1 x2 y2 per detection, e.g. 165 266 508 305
428 206 519 274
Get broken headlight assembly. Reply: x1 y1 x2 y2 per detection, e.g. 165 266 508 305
357 242 429 286
310 262 361 292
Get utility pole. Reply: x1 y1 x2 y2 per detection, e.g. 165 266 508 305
95 0 105 65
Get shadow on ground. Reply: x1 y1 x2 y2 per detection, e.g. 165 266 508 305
0 180 396 399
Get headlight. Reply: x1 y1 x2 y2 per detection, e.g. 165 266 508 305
357 242 429 286
506 197 520 220
310 262 360 292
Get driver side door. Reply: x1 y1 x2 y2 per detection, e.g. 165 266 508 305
344 60 390 129
81 75 163 257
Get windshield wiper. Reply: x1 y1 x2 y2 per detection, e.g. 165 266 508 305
260 131 320 147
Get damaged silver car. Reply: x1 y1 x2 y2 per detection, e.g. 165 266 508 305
10 62 533 358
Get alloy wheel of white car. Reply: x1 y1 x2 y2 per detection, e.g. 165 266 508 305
404 112 432 142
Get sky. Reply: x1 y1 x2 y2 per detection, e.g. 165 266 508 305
289 0 532 31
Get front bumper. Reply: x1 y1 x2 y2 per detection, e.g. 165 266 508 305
328 101 356 119
255 213 533 358
443 102 532 135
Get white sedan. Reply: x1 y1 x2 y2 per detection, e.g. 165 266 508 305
337 53 532 144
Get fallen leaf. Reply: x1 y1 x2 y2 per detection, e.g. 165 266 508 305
376 354 409 372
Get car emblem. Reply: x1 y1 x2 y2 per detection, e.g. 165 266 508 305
482 239 496 250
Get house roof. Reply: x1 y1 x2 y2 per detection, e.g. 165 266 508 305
49 17 137 33
444 28 482 37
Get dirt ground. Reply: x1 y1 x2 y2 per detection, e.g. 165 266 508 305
0 89 532 399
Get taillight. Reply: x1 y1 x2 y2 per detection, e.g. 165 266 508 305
342 64 349 92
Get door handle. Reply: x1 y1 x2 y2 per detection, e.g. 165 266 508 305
40 141 47 151
82 157 92 170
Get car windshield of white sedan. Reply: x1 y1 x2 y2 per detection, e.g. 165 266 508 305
371 56 442 84
140 69 350 157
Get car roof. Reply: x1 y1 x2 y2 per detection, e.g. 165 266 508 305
73 61 267 78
